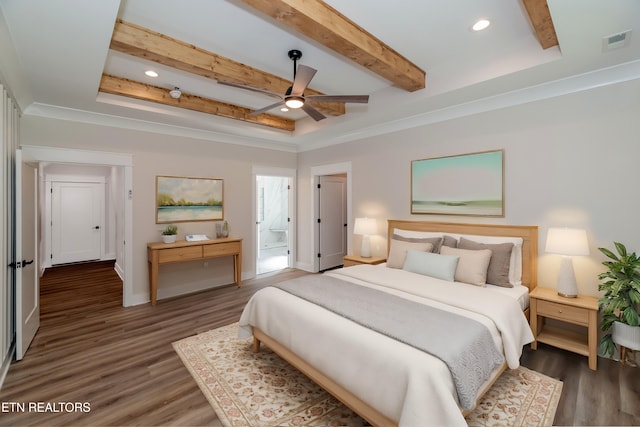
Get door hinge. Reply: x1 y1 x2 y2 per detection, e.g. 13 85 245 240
317 183 321 189
317 253 322 258
317 218 321 223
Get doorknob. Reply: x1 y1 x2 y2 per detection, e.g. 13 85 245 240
94 226 100 229
21 260 34 267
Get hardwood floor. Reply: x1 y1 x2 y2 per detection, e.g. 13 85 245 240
0 261 638 426
0 261 308 426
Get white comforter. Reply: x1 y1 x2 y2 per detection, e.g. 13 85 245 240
238 265 534 427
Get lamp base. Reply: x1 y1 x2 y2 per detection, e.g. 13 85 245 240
556 256 578 298
360 235 372 258
557 291 578 298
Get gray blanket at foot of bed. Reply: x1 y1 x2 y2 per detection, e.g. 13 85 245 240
274 274 504 410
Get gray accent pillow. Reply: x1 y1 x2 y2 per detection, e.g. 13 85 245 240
391 233 442 253
442 235 458 250
458 237 514 288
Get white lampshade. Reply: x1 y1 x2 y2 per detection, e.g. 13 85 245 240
354 217 377 258
545 227 589 298
354 217 377 236
545 228 590 256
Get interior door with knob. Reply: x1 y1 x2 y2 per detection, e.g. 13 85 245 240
15 149 39 360
318 175 347 271
51 182 104 265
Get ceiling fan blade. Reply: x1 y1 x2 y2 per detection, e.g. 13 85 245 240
306 94 369 104
291 65 317 96
301 103 326 121
249 100 285 116
218 81 283 100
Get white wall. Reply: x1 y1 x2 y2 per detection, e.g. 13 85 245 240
297 78 640 297
20 116 297 304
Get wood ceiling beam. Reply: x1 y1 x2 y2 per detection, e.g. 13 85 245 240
109 19 344 117
522 0 559 49
99 74 295 132
238 0 425 92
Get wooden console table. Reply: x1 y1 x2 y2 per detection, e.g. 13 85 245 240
147 237 242 305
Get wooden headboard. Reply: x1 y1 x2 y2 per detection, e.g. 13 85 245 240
387 220 538 291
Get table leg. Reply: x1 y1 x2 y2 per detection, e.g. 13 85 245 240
588 309 597 370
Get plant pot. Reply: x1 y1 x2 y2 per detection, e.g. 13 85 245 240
162 234 177 244
612 321 640 351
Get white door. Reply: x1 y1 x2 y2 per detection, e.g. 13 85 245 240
51 182 103 265
318 175 347 271
15 150 39 360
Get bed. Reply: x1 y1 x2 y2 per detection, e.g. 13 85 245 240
238 220 538 426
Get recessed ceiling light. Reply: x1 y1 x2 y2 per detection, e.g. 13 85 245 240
472 19 491 31
280 107 289 112
145 70 159 77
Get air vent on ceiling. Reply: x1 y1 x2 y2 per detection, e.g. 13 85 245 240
602 30 632 52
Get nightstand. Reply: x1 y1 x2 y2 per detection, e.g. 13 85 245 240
343 254 386 267
529 286 599 370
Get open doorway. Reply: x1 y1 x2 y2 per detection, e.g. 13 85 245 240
253 167 296 276
256 175 290 274
20 146 133 306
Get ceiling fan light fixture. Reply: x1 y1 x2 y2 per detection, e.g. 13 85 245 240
169 87 182 99
145 70 158 77
284 96 304 109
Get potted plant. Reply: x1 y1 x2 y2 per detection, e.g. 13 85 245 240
162 225 178 243
597 242 640 363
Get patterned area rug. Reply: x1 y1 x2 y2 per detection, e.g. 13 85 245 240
173 323 562 427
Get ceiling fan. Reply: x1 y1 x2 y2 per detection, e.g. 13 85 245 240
219 50 369 121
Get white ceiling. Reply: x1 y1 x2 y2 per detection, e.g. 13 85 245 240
0 0 639 152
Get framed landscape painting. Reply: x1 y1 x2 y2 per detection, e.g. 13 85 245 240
156 176 224 223
411 150 504 216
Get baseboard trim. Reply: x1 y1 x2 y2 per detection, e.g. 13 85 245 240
114 260 124 281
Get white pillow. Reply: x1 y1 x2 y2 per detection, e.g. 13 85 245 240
440 246 492 287
403 249 459 281
393 228 444 239
387 239 433 269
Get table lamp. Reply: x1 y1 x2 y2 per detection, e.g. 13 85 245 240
354 217 377 258
545 227 589 297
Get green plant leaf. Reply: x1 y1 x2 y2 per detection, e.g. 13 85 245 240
622 306 640 326
614 242 628 257
600 313 617 332
599 334 616 357
598 247 618 261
